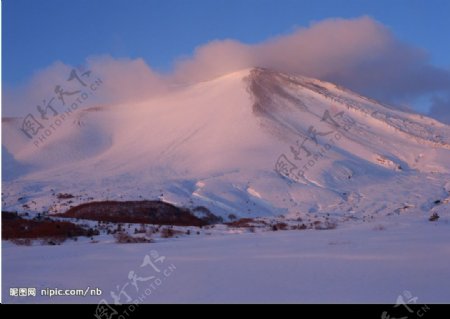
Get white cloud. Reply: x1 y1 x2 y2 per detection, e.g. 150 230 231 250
4 16 450 122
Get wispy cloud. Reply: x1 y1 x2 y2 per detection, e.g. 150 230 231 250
429 95 450 124
4 16 450 123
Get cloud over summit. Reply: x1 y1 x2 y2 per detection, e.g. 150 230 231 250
4 16 450 123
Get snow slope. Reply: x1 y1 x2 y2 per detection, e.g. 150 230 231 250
2 68 450 221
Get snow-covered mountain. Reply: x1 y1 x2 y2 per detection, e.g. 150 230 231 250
3 68 450 221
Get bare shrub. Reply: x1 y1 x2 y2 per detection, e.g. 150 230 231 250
429 213 440 222
272 222 288 231
291 224 308 230
40 237 66 245
10 238 32 246
314 221 337 230
160 227 183 238
226 218 255 228
57 193 75 199
134 224 147 234
114 232 152 244
146 226 157 237
373 224 386 231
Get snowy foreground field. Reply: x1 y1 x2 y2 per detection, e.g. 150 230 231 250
3 212 450 304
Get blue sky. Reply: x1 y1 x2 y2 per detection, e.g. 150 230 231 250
3 0 450 85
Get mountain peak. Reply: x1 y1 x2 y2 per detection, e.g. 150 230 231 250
2 66 450 222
